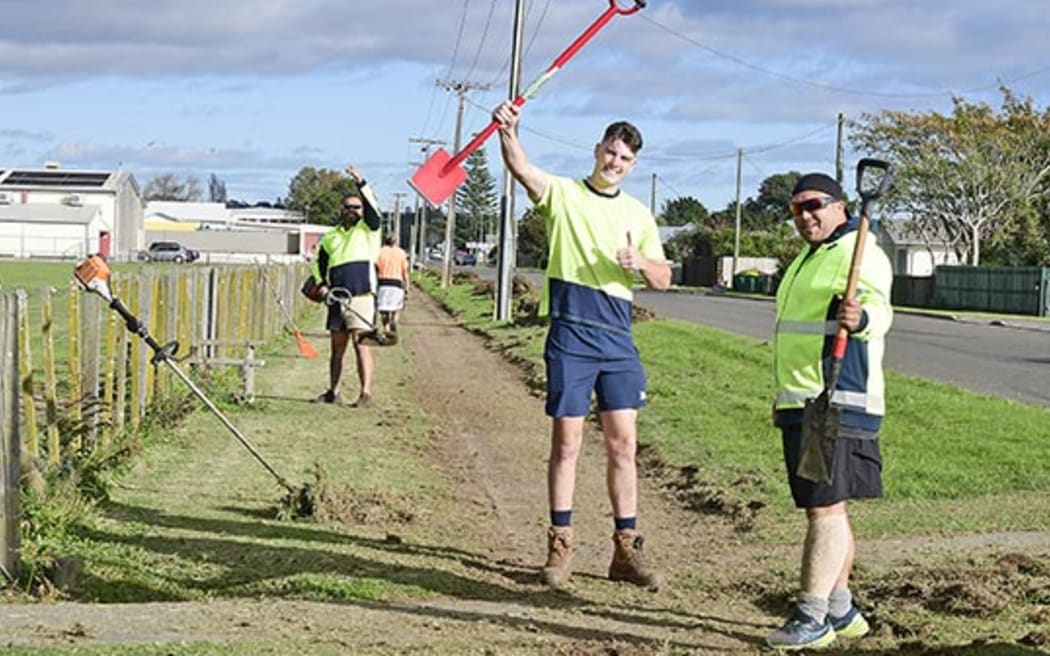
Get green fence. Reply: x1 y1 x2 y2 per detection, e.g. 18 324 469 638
933 266 1050 317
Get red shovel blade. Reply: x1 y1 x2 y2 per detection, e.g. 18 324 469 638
409 149 468 208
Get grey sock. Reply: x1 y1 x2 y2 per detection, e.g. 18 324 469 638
828 586 852 618
797 592 829 624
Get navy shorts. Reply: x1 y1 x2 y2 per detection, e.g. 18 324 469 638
545 352 647 417
781 424 883 508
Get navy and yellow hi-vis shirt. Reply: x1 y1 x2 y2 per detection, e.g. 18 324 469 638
534 176 665 359
312 184 382 295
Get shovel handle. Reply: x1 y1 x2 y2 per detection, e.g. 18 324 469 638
831 159 892 363
442 1 645 174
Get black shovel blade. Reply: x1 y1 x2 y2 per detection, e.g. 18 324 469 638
798 391 841 484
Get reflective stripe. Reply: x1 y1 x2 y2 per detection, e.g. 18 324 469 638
777 390 815 405
777 389 883 411
776 320 838 335
833 389 883 410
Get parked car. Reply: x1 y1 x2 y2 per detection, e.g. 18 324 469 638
454 250 477 266
139 241 199 263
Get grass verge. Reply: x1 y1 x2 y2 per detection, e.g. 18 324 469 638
419 271 1050 539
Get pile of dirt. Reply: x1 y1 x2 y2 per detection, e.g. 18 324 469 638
639 446 766 532
861 553 1048 619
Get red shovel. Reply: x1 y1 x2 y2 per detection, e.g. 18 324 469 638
409 0 647 207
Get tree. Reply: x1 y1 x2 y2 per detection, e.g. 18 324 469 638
207 173 227 203
666 170 807 272
516 207 548 268
143 173 203 201
851 87 1050 265
745 171 803 230
659 196 708 227
284 167 359 225
455 150 499 246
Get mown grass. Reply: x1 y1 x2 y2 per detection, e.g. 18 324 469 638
420 272 1050 539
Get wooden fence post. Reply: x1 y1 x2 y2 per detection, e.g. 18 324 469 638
39 288 60 468
81 286 101 449
0 293 21 582
16 291 38 459
67 282 82 453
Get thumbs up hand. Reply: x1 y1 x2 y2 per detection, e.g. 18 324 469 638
616 231 644 272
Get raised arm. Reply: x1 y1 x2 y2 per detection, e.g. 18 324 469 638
493 101 549 201
346 164 382 230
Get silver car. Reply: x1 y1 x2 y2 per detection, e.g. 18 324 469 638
139 241 199 263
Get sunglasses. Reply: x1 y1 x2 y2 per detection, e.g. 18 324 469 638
343 204 363 211
789 195 838 218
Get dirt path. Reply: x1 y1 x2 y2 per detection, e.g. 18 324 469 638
3 292 1048 654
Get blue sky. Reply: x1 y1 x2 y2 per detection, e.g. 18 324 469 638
2 0 1049 215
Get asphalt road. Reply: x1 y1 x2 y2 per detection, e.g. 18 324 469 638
492 268 1049 408
635 290 1050 409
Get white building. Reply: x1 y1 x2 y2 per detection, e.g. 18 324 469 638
877 219 960 276
0 166 143 259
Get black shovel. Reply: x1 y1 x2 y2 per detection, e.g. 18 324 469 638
797 159 893 484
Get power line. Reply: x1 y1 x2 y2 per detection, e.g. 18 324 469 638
464 0 499 81
463 91 835 166
487 0 553 90
640 14 1050 100
421 0 473 138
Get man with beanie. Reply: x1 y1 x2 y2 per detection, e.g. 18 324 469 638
492 100 670 591
766 172 893 649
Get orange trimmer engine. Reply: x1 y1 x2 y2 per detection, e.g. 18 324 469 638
73 254 114 302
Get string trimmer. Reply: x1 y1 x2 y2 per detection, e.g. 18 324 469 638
73 255 317 518
326 287 400 347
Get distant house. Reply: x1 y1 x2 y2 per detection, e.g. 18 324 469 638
0 165 143 259
877 219 960 276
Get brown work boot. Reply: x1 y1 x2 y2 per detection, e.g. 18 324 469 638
608 529 664 591
540 526 574 586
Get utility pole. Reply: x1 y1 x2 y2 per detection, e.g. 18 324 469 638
437 79 491 288
732 147 743 288
650 173 657 216
495 0 526 321
408 137 446 269
835 112 846 186
389 192 407 246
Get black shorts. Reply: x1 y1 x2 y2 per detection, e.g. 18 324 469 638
781 424 883 508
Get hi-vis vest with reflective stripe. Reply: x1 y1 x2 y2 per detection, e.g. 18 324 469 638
773 226 893 422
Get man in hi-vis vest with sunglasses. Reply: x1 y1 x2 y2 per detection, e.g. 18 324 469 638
493 100 671 591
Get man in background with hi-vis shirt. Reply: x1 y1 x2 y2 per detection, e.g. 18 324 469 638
375 234 409 334
310 164 382 408
493 100 671 590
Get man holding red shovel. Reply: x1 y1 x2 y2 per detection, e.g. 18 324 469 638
493 100 670 590
767 172 893 649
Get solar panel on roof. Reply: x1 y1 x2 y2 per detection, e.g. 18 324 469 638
1 171 111 187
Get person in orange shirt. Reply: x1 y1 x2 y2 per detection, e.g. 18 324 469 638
375 234 410 333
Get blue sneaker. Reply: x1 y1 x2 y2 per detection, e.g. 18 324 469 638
765 610 836 650
829 605 870 639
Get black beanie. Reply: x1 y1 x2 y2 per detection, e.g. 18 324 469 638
792 173 844 200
